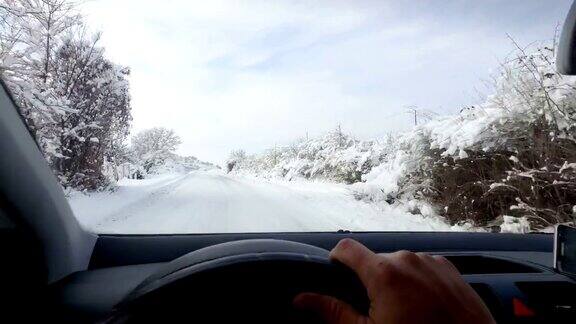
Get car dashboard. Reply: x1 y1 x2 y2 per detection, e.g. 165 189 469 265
48 232 576 323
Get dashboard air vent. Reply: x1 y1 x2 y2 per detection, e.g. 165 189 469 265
444 255 541 274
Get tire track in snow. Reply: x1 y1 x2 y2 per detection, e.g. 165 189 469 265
92 173 193 230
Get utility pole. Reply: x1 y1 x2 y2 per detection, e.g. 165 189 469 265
405 106 419 126
336 123 343 147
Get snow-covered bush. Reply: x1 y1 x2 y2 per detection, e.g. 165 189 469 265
145 155 219 175
365 42 576 231
229 128 396 184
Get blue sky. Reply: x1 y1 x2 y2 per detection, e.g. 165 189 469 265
80 0 573 163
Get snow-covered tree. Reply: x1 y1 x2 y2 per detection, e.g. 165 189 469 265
1 0 80 151
0 0 133 190
131 127 182 173
50 35 131 189
226 149 247 172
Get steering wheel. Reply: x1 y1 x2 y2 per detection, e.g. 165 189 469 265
106 239 369 323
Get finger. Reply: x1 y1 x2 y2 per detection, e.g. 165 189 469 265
330 238 381 287
432 255 460 275
415 252 452 290
293 293 366 324
416 252 441 270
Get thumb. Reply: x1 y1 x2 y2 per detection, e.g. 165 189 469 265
293 293 366 324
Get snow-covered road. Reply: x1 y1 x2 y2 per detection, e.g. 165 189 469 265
68 171 465 234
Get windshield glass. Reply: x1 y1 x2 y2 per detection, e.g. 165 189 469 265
2 0 575 234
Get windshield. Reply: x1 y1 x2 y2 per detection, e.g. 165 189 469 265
2 0 575 234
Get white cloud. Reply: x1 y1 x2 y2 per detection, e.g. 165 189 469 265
79 0 573 163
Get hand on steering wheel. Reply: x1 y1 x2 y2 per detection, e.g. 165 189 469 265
294 239 496 324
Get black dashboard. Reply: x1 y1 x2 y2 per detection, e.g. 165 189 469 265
48 232 576 323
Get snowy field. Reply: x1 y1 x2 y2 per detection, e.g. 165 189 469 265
67 171 467 234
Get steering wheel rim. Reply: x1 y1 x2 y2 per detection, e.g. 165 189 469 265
109 239 369 323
